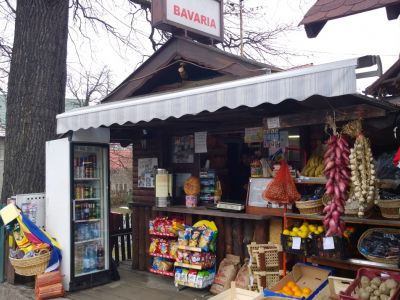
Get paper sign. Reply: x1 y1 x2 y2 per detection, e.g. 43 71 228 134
292 237 301 250
194 132 207 153
267 117 280 129
0 203 20 225
323 237 335 250
244 127 263 143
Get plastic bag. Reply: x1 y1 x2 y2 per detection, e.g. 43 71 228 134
262 160 300 203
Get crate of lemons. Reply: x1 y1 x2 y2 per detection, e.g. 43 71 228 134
275 280 313 298
281 222 324 256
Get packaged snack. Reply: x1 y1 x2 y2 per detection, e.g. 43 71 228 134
196 271 207 288
176 250 184 263
189 229 201 247
182 251 191 264
175 268 182 282
198 230 214 251
158 260 173 271
190 252 202 265
152 257 163 270
173 219 185 234
181 269 189 283
178 228 190 246
159 239 169 254
169 241 178 258
188 270 198 285
149 238 159 254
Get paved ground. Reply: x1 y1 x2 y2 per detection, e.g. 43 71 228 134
65 261 210 300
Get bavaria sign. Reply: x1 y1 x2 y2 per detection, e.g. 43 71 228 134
152 0 224 43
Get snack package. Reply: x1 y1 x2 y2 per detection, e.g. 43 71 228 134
175 268 182 282
159 260 173 271
176 250 184 263
149 238 159 254
189 229 201 247
198 229 216 251
181 269 189 283
190 252 202 265
178 227 192 246
196 271 207 288
182 251 191 264
210 254 241 294
159 239 169 255
169 241 178 258
173 219 185 234
188 270 198 285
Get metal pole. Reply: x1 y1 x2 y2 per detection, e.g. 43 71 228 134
0 204 4 282
239 0 244 57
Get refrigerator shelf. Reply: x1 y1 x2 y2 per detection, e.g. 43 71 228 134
74 219 101 223
75 237 102 245
74 178 100 181
74 198 101 201
75 268 104 277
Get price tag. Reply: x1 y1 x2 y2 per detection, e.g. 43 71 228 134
323 237 335 250
292 237 301 250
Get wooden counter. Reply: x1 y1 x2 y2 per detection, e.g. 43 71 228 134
130 202 278 272
153 205 272 220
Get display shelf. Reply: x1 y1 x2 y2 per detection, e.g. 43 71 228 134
75 237 102 245
307 257 400 272
74 198 101 202
178 245 202 252
295 177 327 184
284 213 400 227
174 281 211 289
149 268 174 277
148 231 177 238
74 178 100 181
174 262 203 270
74 218 101 223
149 252 175 260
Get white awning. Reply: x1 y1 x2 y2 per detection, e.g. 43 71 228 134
57 57 361 134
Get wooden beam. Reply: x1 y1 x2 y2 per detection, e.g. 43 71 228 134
263 104 386 129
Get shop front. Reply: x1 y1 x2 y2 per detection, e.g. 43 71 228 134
52 45 400 297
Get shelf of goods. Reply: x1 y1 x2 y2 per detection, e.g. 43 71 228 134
282 213 400 272
174 262 203 270
149 268 174 277
148 229 177 277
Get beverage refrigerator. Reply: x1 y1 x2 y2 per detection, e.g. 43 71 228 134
46 138 112 291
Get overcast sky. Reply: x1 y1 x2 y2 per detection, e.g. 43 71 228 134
65 0 399 95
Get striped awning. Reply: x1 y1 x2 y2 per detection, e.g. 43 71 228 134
57 57 367 134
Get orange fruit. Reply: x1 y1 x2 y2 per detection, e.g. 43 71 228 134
294 291 303 298
282 286 291 294
287 281 296 288
284 290 294 296
292 285 301 292
302 287 312 296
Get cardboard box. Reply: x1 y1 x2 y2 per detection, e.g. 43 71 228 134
264 263 332 300
209 282 264 300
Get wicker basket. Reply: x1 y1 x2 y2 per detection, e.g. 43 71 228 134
357 228 400 264
377 199 400 219
9 250 51 276
295 199 323 215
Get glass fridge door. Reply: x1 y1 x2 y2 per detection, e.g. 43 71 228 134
72 145 109 277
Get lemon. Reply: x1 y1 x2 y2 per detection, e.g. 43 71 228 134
299 231 308 238
317 226 324 232
300 224 308 232
308 225 316 231
289 232 297 237
283 229 290 235
292 227 299 233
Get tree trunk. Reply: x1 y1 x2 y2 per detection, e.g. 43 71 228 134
2 0 69 201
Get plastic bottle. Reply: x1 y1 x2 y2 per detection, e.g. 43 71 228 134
83 246 91 273
96 243 105 270
89 244 96 271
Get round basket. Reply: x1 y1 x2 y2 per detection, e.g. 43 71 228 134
377 199 400 219
295 199 323 215
9 250 51 276
357 228 400 264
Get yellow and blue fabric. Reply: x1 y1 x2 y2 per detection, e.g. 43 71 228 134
17 214 62 272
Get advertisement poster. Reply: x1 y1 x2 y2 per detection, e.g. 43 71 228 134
244 127 264 143
172 135 194 163
138 158 158 188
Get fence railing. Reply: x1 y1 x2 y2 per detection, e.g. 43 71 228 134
110 212 132 265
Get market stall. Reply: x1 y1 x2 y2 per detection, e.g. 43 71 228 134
52 33 400 298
